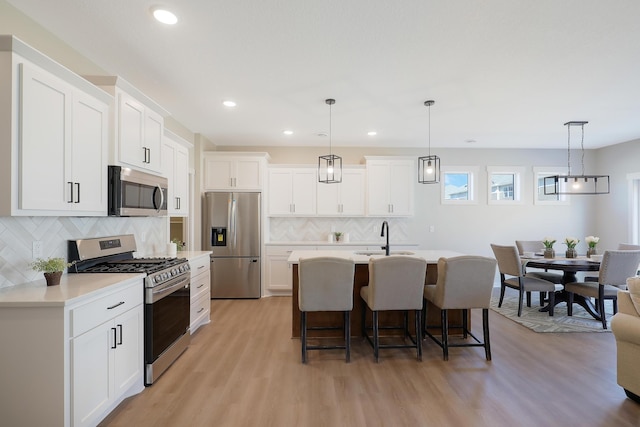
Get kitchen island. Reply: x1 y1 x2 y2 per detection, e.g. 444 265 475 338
288 249 464 338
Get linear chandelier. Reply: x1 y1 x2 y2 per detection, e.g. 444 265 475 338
418 100 440 184
544 121 610 195
318 98 342 184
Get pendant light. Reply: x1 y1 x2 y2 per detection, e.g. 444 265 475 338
318 98 342 184
543 121 610 195
418 100 441 184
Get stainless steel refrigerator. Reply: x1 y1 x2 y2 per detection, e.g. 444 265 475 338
202 192 261 298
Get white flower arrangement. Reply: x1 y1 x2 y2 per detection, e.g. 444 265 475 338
542 237 556 248
564 237 580 249
585 236 600 248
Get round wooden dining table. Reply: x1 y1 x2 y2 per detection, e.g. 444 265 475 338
524 256 602 319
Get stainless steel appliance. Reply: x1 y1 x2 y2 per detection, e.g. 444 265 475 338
203 192 261 298
68 234 190 386
108 165 168 216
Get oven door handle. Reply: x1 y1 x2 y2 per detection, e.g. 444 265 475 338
148 276 190 303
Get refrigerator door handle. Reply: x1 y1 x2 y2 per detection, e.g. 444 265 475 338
229 196 238 250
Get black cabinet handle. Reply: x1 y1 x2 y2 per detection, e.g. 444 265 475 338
117 324 123 345
68 182 74 203
75 183 80 203
147 148 151 164
111 327 117 349
107 301 125 310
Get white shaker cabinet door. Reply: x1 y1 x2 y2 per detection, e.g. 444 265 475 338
72 321 112 427
71 91 109 213
19 62 70 211
144 109 163 173
118 93 146 169
113 307 143 398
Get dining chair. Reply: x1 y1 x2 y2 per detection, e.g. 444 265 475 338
423 256 497 361
298 256 355 363
360 256 426 362
490 244 557 316
515 240 563 306
585 243 640 282
565 250 640 329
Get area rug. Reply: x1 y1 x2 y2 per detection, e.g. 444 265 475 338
490 288 612 333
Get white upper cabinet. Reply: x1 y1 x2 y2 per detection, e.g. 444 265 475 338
316 167 365 216
365 157 415 216
268 168 316 216
85 75 169 175
202 152 268 191
162 132 190 217
0 36 111 216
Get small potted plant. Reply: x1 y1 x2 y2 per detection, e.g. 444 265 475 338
30 257 74 286
333 232 343 243
564 237 580 258
542 237 556 258
585 236 599 258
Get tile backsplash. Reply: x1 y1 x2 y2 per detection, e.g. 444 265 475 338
0 216 166 289
269 217 410 243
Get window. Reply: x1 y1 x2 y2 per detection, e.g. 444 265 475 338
533 167 569 205
487 166 524 205
441 166 478 205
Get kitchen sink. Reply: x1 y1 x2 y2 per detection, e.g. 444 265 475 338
354 250 415 256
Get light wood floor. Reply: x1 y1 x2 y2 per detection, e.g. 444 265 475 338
100 297 640 427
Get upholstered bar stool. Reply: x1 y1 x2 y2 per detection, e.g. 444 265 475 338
360 256 427 362
423 256 497 361
298 256 355 363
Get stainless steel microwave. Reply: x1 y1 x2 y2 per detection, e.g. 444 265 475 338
108 166 168 216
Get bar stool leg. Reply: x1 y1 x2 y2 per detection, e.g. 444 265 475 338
373 311 379 363
301 312 307 364
345 311 351 363
483 308 491 361
415 309 422 361
441 309 449 361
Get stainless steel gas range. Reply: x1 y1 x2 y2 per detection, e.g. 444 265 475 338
68 234 191 386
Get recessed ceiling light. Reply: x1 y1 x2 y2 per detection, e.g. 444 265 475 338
223 100 237 107
152 8 178 25
283 130 293 135
367 131 377 136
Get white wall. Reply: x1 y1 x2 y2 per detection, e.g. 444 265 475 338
595 139 640 248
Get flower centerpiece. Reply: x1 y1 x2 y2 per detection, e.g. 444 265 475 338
563 237 580 258
585 236 600 258
333 232 343 243
542 237 556 258
30 257 75 287
171 238 186 251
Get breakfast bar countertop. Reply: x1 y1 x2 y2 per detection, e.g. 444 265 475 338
287 249 465 264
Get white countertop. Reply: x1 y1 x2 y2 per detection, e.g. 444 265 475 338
0 273 145 307
267 241 419 247
176 251 212 260
287 249 464 264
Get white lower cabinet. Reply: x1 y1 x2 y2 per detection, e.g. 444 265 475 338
265 246 313 292
189 254 211 333
71 279 143 427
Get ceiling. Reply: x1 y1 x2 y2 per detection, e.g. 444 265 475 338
6 0 640 150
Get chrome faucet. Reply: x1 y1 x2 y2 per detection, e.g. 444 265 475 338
380 220 390 256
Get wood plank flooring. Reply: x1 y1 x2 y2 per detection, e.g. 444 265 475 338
100 297 640 427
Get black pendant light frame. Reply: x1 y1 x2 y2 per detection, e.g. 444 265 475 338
543 121 610 195
418 100 441 184
318 98 342 184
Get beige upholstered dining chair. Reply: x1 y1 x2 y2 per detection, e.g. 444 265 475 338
423 256 497 361
298 257 355 363
565 250 640 329
360 256 427 362
585 243 640 282
490 244 557 316
515 240 563 307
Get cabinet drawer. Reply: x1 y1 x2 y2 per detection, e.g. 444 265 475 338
190 293 210 327
189 256 210 277
190 271 210 300
71 282 143 337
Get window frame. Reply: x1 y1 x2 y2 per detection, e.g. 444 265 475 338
441 166 478 205
486 166 525 205
533 167 570 205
